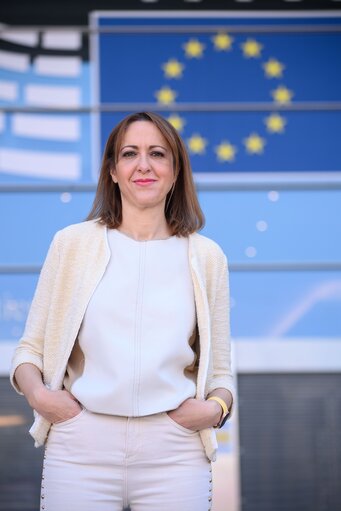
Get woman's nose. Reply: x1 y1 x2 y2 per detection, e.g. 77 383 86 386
137 154 150 173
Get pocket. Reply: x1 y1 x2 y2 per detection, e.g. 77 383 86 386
163 412 197 434
52 407 86 428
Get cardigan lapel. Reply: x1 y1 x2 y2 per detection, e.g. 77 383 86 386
50 223 111 389
189 234 211 398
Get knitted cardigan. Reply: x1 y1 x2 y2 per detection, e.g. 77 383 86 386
10 219 235 461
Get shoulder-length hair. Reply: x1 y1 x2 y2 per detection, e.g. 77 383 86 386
87 112 204 236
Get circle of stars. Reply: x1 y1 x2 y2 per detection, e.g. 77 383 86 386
154 31 294 164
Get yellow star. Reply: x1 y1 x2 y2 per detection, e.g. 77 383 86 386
162 58 184 79
212 32 233 51
155 86 177 105
167 114 186 133
241 38 263 58
263 58 285 78
215 142 237 162
183 38 205 58
187 134 207 155
244 133 266 154
265 113 286 133
271 85 293 105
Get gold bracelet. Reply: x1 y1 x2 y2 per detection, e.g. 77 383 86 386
207 396 229 417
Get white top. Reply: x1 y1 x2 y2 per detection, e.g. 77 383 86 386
65 228 197 416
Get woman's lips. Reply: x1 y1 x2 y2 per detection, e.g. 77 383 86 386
134 179 156 186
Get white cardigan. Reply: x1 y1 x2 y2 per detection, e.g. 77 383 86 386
10 219 235 461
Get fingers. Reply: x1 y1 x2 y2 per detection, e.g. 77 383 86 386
36 389 81 423
63 390 79 403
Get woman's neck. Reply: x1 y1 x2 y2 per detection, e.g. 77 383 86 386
118 205 171 241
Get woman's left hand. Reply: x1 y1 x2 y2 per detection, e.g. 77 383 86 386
167 398 222 431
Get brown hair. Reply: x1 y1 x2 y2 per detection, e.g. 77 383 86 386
87 112 204 236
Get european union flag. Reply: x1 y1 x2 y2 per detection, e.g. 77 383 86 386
93 12 341 176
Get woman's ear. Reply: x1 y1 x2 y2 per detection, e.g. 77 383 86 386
110 168 118 183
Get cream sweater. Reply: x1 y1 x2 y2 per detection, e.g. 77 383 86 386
10 219 235 461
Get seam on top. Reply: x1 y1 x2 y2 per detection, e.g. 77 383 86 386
132 242 146 416
135 242 146 417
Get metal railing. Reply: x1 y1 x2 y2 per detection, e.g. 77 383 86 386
1 262 340 274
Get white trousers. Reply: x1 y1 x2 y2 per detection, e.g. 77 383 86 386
41 409 213 511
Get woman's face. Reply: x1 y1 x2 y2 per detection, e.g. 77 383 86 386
111 121 175 212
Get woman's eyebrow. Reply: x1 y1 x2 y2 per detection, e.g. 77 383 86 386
121 145 138 150
120 144 167 150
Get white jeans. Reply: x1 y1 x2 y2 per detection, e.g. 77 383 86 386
41 409 212 511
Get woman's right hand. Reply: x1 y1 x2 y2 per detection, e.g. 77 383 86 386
14 363 82 424
30 386 82 424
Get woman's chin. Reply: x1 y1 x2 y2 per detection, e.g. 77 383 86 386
124 195 167 212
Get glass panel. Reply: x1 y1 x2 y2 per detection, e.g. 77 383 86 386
0 191 94 265
230 271 341 338
199 189 341 264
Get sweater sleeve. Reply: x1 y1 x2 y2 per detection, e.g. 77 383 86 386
205 254 236 416
10 231 61 394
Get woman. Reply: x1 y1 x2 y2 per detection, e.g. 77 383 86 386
11 112 235 511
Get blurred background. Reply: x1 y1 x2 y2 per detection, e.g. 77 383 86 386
0 1 341 510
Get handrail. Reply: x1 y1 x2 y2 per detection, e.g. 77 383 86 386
1 180 341 192
1 24 341 35
1 262 340 274
1 102 341 114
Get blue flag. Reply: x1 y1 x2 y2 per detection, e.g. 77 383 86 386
95 13 341 175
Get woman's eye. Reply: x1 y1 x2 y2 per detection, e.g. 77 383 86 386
122 151 136 158
151 151 164 158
